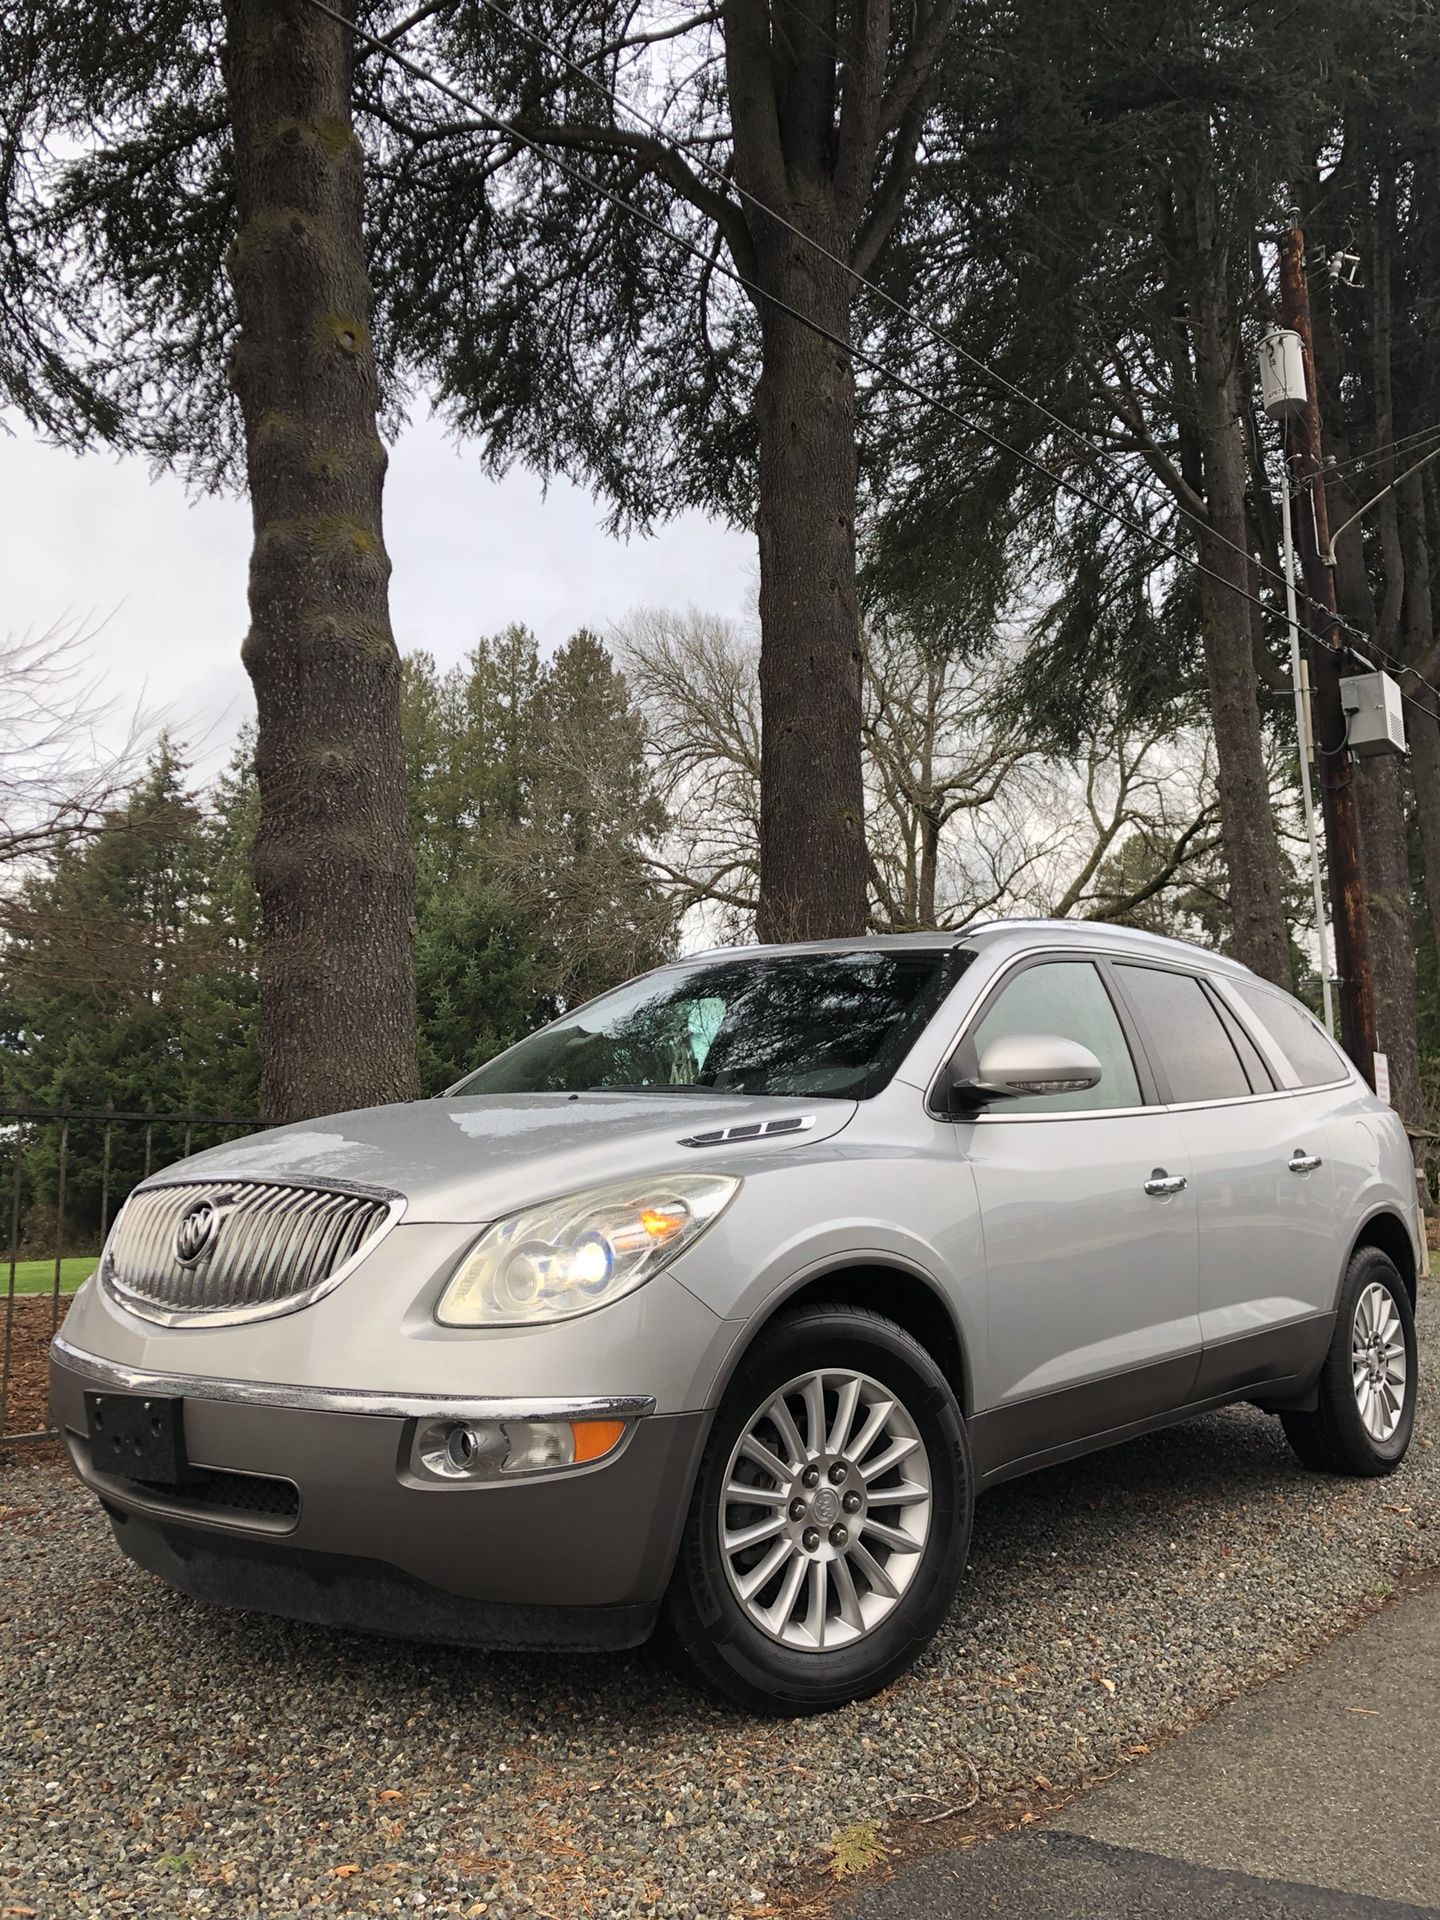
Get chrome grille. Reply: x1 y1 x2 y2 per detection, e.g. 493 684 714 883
102 1179 401 1326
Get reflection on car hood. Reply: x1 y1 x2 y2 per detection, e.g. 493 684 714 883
155 1092 858 1222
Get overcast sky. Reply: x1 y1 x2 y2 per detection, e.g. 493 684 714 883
4 410 757 781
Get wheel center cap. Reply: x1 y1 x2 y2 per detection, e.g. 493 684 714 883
811 1486 841 1525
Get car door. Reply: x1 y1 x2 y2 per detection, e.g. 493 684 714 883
1219 972 1356 1308
1111 962 1343 1400
953 955 1202 1477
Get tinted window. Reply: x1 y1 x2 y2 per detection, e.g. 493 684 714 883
1231 980 1351 1087
1118 965 1248 1102
970 961 1141 1114
1214 999 1275 1092
449 950 971 1101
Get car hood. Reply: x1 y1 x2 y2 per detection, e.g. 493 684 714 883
160 1092 857 1223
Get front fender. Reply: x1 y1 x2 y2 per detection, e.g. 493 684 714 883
668 1152 987 1407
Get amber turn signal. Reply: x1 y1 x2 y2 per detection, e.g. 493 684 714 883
570 1418 627 1463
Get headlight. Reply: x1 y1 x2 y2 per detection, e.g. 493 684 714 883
435 1173 740 1326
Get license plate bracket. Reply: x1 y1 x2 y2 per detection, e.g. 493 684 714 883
84 1390 188 1483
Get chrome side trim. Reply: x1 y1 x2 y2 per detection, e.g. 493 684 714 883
962 1102 1155 1125
51 1336 656 1424
957 1089 1303 1124
1157 1088 1299 1113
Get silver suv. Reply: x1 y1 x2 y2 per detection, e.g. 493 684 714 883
51 921 1423 1714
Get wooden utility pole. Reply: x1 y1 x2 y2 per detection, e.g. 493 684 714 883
1277 220 1377 1087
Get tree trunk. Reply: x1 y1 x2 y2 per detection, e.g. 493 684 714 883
1410 701 1440 1003
751 228 868 941
1353 756 1421 1122
1329 487 1421 1124
1187 183 1292 987
1402 476 1440 1032
1319 190 1421 1122
222 0 418 1123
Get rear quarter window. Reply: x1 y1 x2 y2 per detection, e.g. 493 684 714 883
1230 980 1352 1088
1115 964 1251 1102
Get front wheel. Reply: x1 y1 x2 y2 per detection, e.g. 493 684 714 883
662 1304 972 1715
1280 1246 1417 1476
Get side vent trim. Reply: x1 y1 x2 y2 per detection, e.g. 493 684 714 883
679 1113 818 1148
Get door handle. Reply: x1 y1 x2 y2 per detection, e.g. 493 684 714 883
1144 1169 1187 1197
1288 1150 1323 1173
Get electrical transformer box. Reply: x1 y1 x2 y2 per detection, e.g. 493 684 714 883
1256 329 1308 419
1340 671 1406 757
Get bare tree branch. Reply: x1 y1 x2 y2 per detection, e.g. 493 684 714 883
0 617 154 869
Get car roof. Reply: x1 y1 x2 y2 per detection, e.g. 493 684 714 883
679 918 1257 979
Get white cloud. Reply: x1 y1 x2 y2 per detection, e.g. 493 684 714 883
1 411 756 779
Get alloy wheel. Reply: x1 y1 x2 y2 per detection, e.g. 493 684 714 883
1351 1280 1407 1444
718 1367 934 1651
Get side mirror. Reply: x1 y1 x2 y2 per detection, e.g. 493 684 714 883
947 1033 1103 1112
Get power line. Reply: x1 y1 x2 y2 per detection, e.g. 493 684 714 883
465 0 1355 639
326 6 1304 621
1288 582 1440 730
470 0 1151 477
1321 421 1440 482
1325 440 1440 563
320 0 1440 724
1327 621 1440 721
1267 455 1440 718
446 0 1440 706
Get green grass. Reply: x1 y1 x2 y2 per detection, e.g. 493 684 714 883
3 1256 96 1297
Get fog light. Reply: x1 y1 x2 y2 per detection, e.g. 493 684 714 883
414 1418 506 1480
409 1416 627 1483
446 1424 489 1472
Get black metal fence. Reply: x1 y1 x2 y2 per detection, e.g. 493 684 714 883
1 1104 262 1444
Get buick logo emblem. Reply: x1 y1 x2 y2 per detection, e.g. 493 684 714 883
174 1199 222 1267
811 1487 841 1526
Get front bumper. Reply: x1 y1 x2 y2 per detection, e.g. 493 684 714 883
50 1338 709 1651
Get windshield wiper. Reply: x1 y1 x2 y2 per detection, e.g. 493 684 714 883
580 1081 730 1094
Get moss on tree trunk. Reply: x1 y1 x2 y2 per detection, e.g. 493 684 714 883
222 0 418 1121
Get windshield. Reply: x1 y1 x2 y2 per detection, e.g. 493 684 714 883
449 949 972 1101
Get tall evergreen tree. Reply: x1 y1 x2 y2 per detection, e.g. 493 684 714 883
2 0 983 949
400 628 675 1087
509 628 674 1004
1296 1 1440 1123
0 745 260 1237
858 0 1358 987
367 0 982 940
1 0 418 1122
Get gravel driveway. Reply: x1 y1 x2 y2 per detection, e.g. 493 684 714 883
4 1278 1437 1920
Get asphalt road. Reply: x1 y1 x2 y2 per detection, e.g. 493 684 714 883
846 1571 1440 1919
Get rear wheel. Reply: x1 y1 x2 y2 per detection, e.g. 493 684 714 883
663 1304 972 1715
1280 1246 1417 1476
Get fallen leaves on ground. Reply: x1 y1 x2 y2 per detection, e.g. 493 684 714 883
825 1820 890 1881
1 1296 68 1436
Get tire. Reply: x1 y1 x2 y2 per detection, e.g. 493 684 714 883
1280 1245 1417 1477
662 1303 972 1716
